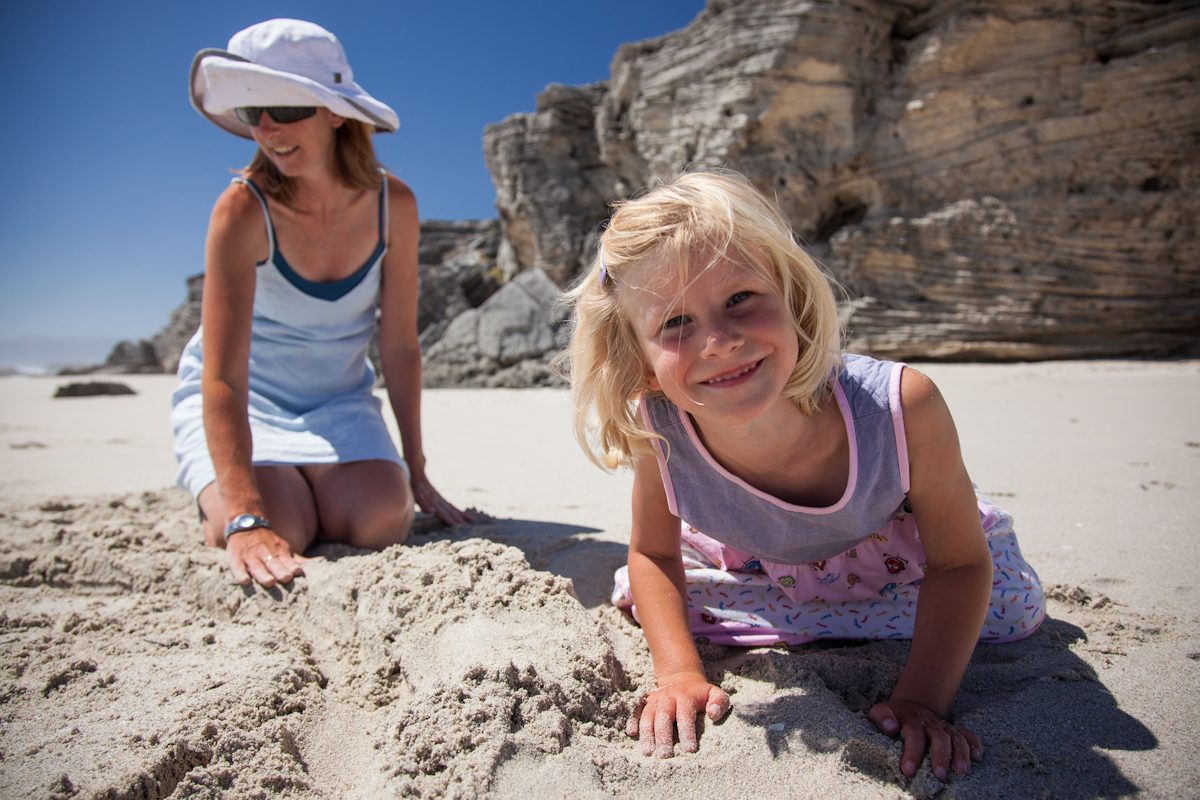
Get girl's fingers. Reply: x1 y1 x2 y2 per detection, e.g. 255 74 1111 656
706 686 731 720
675 696 698 753
951 730 972 774
639 700 658 755
927 725 952 781
868 703 900 735
900 721 927 778
654 703 676 758
626 696 646 737
964 728 984 761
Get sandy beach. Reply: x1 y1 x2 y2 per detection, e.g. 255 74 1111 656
1 361 1198 798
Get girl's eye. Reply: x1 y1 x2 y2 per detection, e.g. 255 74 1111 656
662 315 689 330
728 291 752 306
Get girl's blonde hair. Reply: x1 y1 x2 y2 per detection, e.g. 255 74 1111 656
239 117 383 204
562 170 843 471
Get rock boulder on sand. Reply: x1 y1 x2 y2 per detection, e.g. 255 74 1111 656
422 268 568 388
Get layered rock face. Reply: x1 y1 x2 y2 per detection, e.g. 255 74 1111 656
483 0 1200 359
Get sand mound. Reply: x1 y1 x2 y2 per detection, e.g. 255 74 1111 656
0 490 1181 799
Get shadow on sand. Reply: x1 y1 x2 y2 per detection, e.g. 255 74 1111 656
709 615 1154 798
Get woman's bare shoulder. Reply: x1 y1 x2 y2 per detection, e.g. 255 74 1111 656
208 180 269 261
211 179 266 222
384 173 416 211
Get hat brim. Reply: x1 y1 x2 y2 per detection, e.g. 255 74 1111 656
189 49 399 140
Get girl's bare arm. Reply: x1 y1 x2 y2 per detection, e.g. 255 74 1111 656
626 450 730 757
869 367 994 779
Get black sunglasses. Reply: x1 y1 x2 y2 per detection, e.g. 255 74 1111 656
235 106 318 126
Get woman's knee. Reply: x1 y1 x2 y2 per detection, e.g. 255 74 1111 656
307 460 413 549
347 497 414 549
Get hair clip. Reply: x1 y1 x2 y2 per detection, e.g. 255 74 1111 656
599 260 608 287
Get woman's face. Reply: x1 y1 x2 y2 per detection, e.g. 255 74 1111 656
250 106 345 178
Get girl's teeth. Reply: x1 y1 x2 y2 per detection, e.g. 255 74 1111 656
706 362 755 383
273 145 297 154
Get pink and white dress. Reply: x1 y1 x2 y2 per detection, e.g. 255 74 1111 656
612 354 1045 646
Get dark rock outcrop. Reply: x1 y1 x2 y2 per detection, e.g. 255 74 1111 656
152 274 205 373
53 382 136 398
481 0 1200 360
100 340 162 374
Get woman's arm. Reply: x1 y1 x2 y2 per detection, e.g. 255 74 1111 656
626 450 731 758
376 176 472 526
200 184 306 586
869 367 993 779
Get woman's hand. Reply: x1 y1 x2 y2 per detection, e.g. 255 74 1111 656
869 700 982 780
225 527 307 587
411 478 474 527
627 671 730 758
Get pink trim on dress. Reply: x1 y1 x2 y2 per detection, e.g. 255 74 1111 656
673 377 858 515
889 362 910 493
641 399 680 517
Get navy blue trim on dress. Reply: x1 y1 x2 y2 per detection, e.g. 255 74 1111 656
242 178 386 302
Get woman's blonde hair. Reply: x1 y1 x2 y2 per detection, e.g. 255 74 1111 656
239 117 383 203
562 170 843 471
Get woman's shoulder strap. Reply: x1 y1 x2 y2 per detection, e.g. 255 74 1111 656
230 177 275 260
378 168 390 248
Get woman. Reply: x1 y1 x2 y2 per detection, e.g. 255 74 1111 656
172 19 471 588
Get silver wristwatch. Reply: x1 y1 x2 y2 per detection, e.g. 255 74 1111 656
224 513 272 538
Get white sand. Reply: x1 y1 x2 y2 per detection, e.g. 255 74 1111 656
0 363 1197 798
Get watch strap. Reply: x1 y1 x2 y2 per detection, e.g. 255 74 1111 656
224 514 272 537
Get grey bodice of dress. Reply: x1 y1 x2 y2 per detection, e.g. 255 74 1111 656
642 354 910 564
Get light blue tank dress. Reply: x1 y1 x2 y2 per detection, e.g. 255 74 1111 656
169 177 405 498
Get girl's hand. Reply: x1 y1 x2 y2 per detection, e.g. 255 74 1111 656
411 478 475 527
225 527 307 587
869 700 983 781
627 671 730 758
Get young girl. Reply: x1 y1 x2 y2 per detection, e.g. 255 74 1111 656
564 171 1044 781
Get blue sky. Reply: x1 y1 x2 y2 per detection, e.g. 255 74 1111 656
0 0 704 368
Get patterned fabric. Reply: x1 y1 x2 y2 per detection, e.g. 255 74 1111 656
640 355 911 565
612 492 1045 646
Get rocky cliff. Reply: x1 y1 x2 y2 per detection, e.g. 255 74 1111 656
483 0 1200 359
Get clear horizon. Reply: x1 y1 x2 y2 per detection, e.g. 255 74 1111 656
0 0 705 369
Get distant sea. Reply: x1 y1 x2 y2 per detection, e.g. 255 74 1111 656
0 335 119 375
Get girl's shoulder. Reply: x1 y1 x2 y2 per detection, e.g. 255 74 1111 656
837 354 903 417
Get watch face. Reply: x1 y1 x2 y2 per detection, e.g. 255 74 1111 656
228 514 267 534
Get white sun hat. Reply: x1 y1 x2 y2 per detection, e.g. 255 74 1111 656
189 18 399 140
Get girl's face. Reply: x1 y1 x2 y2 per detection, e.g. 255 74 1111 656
250 107 344 179
625 245 800 430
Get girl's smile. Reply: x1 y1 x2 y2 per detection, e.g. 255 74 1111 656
701 358 762 385
626 247 800 430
